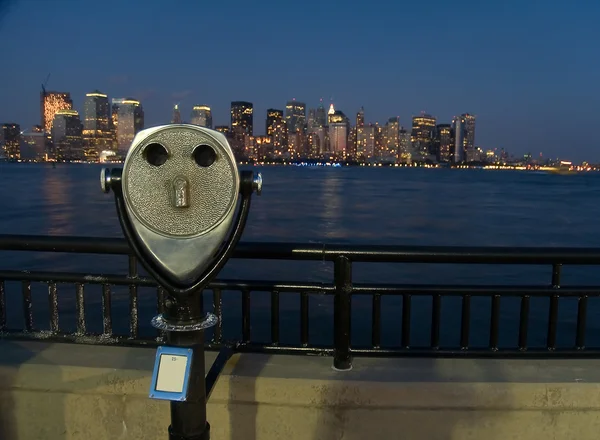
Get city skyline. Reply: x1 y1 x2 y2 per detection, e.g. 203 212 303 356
1 1 600 161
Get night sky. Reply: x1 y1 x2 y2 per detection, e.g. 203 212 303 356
1 0 599 161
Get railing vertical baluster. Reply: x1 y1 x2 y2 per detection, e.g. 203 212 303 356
460 295 471 349
242 289 251 343
333 256 352 370
48 282 59 332
518 295 530 351
552 264 562 288
212 288 223 344
371 293 381 348
75 283 86 334
547 295 559 350
300 292 309 347
22 281 32 332
102 284 112 335
576 295 588 349
430 294 441 349
128 255 139 339
271 290 280 345
401 294 411 348
489 295 500 350
0 280 6 331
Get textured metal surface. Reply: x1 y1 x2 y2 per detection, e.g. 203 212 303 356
151 313 218 332
123 126 237 237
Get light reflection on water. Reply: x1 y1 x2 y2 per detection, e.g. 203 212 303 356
1 163 600 348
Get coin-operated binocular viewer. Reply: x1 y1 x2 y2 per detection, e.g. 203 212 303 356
101 124 262 440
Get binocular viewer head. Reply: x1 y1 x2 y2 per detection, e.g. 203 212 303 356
101 124 261 296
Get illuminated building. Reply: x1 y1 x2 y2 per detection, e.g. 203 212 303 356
463 113 476 161
356 107 366 159
21 126 46 161
398 128 412 163
327 103 336 123
215 126 230 135
83 90 112 161
327 110 348 157
285 99 306 135
230 101 253 153
452 115 466 163
436 124 453 162
383 117 400 160
411 113 436 159
190 105 212 128
112 98 144 156
315 100 327 127
265 109 286 154
41 91 73 133
1 123 21 159
51 109 83 161
172 104 182 124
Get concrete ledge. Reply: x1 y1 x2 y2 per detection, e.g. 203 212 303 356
1 340 600 439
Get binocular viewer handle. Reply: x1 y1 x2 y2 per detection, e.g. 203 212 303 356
101 168 261 298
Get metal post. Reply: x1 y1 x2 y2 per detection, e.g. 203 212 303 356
164 294 210 440
333 256 352 370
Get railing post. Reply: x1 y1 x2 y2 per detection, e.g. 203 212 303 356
333 255 352 370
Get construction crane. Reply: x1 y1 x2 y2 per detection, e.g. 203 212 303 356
41 73 50 96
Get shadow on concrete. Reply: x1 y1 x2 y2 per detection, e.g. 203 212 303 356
0 340 160 439
227 352 270 440
310 357 514 440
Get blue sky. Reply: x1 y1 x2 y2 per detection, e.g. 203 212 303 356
1 0 599 161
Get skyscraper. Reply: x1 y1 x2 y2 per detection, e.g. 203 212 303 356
383 117 400 160
315 100 327 128
51 109 83 160
411 113 437 159
112 98 144 156
230 101 253 153
1 123 21 159
21 126 46 161
463 113 476 161
172 104 182 124
285 100 306 135
41 92 73 133
83 90 112 160
190 106 212 128
436 124 453 162
265 109 286 155
452 115 466 163
327 110 348 157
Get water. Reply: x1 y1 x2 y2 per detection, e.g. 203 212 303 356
2 162 600 349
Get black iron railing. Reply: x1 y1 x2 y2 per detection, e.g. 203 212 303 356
2 234 600 368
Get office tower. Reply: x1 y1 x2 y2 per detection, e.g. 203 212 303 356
41 91 73 133
1 123 21 159
190 105 212 128
266 109 286 155
51 110 83 160
215 126 230 135
315 100 327 127
462 113 476 161
452 115 466 163
384 117 400 160
230 101 253 152
172 104 182 124
83 90 112 160
327 110 348 157
285 99 306 135
327 103 336 123
398 128 412 163
436 124 453 162
112 98 144 156
21 125 46 161
411 113 436 159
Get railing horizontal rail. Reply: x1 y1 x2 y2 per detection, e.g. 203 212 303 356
3 234 600 368
3 234 600 264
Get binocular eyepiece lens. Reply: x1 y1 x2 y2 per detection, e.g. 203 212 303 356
144 143 169 167
192 144 217 168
